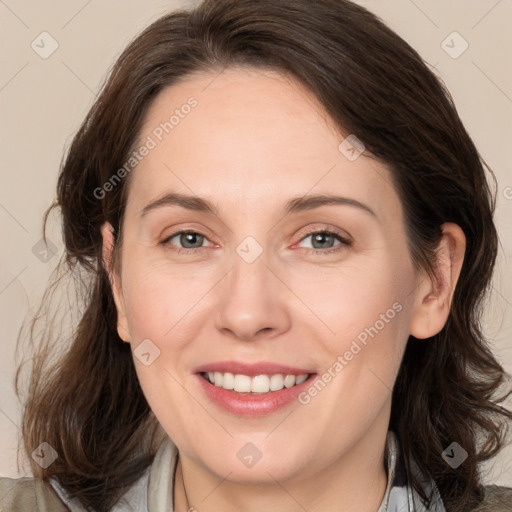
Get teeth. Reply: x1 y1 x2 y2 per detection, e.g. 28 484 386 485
203 372 310 393
222 372 235 390
284 375 296 388
234 374 251 392
251 375 270 393
295 374 308 385
270 374 284 391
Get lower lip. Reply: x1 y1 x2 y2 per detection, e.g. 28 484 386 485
196 373 316 417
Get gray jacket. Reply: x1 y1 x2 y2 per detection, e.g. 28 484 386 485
1 432 511 511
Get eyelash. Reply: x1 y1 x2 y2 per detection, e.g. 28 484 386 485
298 228 352 254
160 228 352 256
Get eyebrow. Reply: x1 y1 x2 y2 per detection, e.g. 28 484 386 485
139 192 376 218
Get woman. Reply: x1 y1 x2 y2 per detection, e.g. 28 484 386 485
1 0 511 510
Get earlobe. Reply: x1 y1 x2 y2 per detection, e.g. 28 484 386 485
409 223 466 340
100 222 131 343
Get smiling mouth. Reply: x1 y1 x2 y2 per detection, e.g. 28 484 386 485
200 371 313 394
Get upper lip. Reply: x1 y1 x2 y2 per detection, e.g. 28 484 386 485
193 361 314 377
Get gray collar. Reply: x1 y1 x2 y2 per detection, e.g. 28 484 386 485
379 431 446 512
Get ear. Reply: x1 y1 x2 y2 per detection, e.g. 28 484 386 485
409 222 466 339
100 222 131 343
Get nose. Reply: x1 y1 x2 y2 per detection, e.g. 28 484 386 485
213 246 291 342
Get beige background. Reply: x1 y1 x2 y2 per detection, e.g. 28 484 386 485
1 0 511 486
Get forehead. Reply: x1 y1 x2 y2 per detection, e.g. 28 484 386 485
125 67 402 225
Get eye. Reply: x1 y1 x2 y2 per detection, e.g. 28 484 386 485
160 228 351 255
161 230 213 253
296 229 352 253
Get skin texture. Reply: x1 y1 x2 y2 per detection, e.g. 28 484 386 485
101 67 466 512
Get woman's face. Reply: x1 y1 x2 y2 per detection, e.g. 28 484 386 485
106 67 427 483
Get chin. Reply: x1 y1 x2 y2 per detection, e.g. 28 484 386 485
194 438 314 483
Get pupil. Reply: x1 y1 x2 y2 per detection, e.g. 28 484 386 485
182 233 202 248
314 233 332 249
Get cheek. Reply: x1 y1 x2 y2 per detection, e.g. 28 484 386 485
292 256 415 397
293 258 411 338
120 257 207 342
118 260 206 431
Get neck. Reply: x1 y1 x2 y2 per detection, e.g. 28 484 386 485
173 428 389 512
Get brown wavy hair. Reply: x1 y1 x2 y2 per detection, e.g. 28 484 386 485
15 0 511 510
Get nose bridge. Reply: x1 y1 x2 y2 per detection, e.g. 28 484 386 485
231 238 269 295
228 236 273 309
213 235 289 340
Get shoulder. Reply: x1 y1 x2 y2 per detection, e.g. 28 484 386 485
0 476 69 512
473 485 512 511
